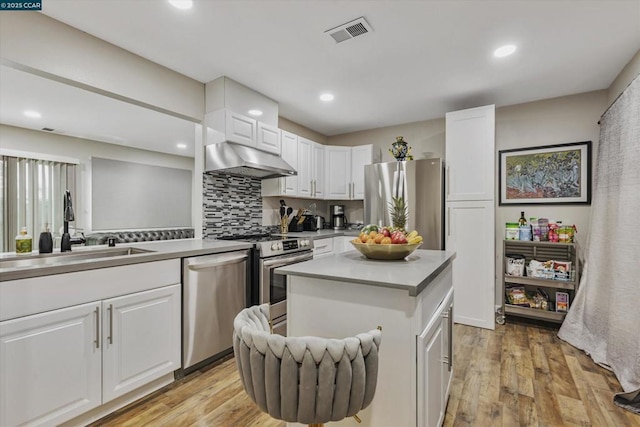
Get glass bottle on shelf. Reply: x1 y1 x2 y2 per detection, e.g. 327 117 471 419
518 211 527 226
518 212 532 241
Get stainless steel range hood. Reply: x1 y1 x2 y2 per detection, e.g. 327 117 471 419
205 142 297 179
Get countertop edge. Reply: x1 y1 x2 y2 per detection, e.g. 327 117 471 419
0 240 253 282
278 250 456 296
412 253 457 296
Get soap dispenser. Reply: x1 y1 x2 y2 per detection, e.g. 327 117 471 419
15 227 33 254
39 223 54 254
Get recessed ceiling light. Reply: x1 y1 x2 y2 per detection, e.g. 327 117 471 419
23 110 42 119
248 109 263 117
176 143 187 149
320 93 335 102
168 0 193 10
494 44 517 58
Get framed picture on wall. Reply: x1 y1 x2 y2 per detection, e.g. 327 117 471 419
499 141 592 205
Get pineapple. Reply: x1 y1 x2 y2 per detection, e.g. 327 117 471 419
388 196 408 231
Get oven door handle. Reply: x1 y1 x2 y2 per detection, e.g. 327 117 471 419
187 254 248 270
263 252 313 267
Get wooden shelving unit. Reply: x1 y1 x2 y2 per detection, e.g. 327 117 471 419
498 240 580 324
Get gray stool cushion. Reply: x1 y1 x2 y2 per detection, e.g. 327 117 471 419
233 304 382 424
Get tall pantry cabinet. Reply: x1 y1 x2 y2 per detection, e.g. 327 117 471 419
445 105 496 330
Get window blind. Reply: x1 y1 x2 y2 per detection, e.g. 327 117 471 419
1 156 76 252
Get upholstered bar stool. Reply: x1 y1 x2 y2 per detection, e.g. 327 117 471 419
233 304 382 426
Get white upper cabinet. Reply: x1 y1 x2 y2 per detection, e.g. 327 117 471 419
256 122 281 154
312 142 325 198
206 108 282 155
297 137 313 198
445 105 495 201
280 131 299 196
326 144 372 200
262 134 328 200
262 137 370 201
224 110 257 146
325 146 351 199
351 145 373 199
297 137 325 199
261 131 299 197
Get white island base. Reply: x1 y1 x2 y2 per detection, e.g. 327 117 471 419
281 249 455 427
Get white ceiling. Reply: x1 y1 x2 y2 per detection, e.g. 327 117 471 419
2 1 639 157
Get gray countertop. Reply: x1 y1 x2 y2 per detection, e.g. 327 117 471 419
0 239 253 282
276 249 456 296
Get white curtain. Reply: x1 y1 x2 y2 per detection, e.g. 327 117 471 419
1 156 76 252
558 75 640 392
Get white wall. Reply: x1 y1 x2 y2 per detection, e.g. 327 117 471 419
494 90 608 304
0 124 193 233
328 118 445 162
0 12 204 121
608 48 640 105
278 117 329 144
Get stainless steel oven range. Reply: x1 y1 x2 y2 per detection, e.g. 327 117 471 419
217 234 313 336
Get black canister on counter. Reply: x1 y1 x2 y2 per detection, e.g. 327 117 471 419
38 223 54 254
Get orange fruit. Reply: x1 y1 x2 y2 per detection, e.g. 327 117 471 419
381 237 392 245
374 234 384 244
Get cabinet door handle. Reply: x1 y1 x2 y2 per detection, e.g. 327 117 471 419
94 307 100 349
108 304 114 344
447 208 451 237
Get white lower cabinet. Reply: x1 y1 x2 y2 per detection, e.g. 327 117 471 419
446 200 495 330
312 237 334 258
417 289 453 427
102 285 181 402
0 302 102 427
0 284 180 427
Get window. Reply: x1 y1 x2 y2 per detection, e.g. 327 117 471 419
1 156 76 252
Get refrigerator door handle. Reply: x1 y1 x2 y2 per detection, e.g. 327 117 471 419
447 207 451 237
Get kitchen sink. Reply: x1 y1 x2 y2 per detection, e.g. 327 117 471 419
0 247 155 269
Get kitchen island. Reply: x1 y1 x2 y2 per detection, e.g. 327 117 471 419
276 248 456 427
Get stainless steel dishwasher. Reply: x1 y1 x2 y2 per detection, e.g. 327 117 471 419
182 249 249 371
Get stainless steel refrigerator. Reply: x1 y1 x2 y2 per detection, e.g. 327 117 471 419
364 158 444 250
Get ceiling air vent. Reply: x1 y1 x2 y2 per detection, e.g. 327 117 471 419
325 17 373 44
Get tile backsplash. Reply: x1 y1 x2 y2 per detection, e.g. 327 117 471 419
203 172 264 238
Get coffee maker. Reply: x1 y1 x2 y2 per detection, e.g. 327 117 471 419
330 205 346 230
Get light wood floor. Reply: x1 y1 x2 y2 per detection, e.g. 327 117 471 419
93 321 639 426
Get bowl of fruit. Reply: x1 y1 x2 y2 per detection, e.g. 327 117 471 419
350 225 423 260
